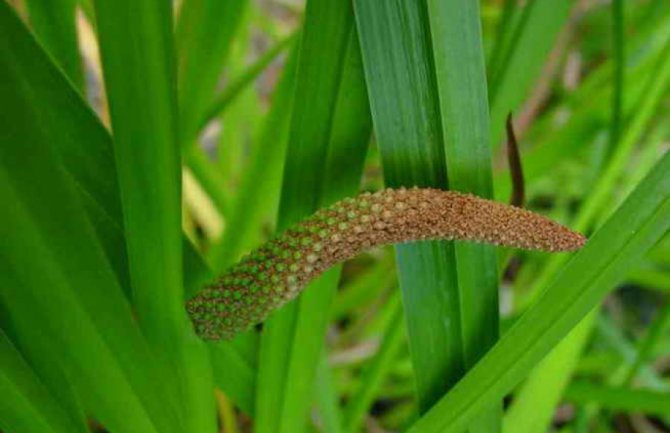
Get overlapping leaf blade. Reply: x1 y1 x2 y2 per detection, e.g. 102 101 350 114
24 0 83 89
407 150 670 433
0 332 87 433
255 2 371 431
428 1 501 430
91 0 216 430
488 0 572 148
354 0 463 414
0 9 183 430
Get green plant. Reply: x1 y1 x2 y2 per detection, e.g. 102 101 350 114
1 0 668 432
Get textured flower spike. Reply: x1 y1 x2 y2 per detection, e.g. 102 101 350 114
187 187 586 340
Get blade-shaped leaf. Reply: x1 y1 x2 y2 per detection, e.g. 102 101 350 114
0 331 87 433
354 0 463 413
208 36 300 271
24 0 84 90
564 381 670 416
488 0 572 148
91 0 216 430
503 33 670 432
407 150 670 433
0 13 184 428
0 0 212 299
177 0 249 143
428 0 501 430
255 3 371 432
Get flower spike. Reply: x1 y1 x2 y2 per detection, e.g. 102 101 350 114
187 188 585 340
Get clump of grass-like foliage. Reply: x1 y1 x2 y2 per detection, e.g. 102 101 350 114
1 1 668 433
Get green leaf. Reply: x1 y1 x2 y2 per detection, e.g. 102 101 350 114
0 2 131 290
331 252 395 320
184 145 232 221
177 0 249 143
427 0 500 430
175 0 251 224
343 298 405 433
24 0 84 90
354 0 462 413
622 301 670 385
315 354 345 433
208 34 300 271
608 0 625 158
208 340 256 415
254 3 371 431
503 35 670 433
0 10 184 429
493 21 668 201
488 0 571 148
0 331 87 433
200 31 297 129
91 0 216 430
502 313 595 433
212 5 260 204
0 0 212 299
564 381 670 416
406 150 670 433
203 15 301 418
595 314 669 392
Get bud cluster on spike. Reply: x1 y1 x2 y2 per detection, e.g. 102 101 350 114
187 187 586 340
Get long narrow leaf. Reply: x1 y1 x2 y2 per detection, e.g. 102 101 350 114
91 0 216 431
204 15 303 420
354 0 463 413
177 0 248 142
200 31 297 129
503 36 670 433
255 4 371 432
0 18 184 429
0 0 212 299
24 0 83 90
343 299 405 433
407 150 670 433
316 354 345 433
208 37 300 270
488 0 571 148
428 1 500 430
0 332 86 433
208 340 256 415
564 381 670 416
502 3 636 430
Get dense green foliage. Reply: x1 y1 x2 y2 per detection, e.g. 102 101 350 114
1 0 668 432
